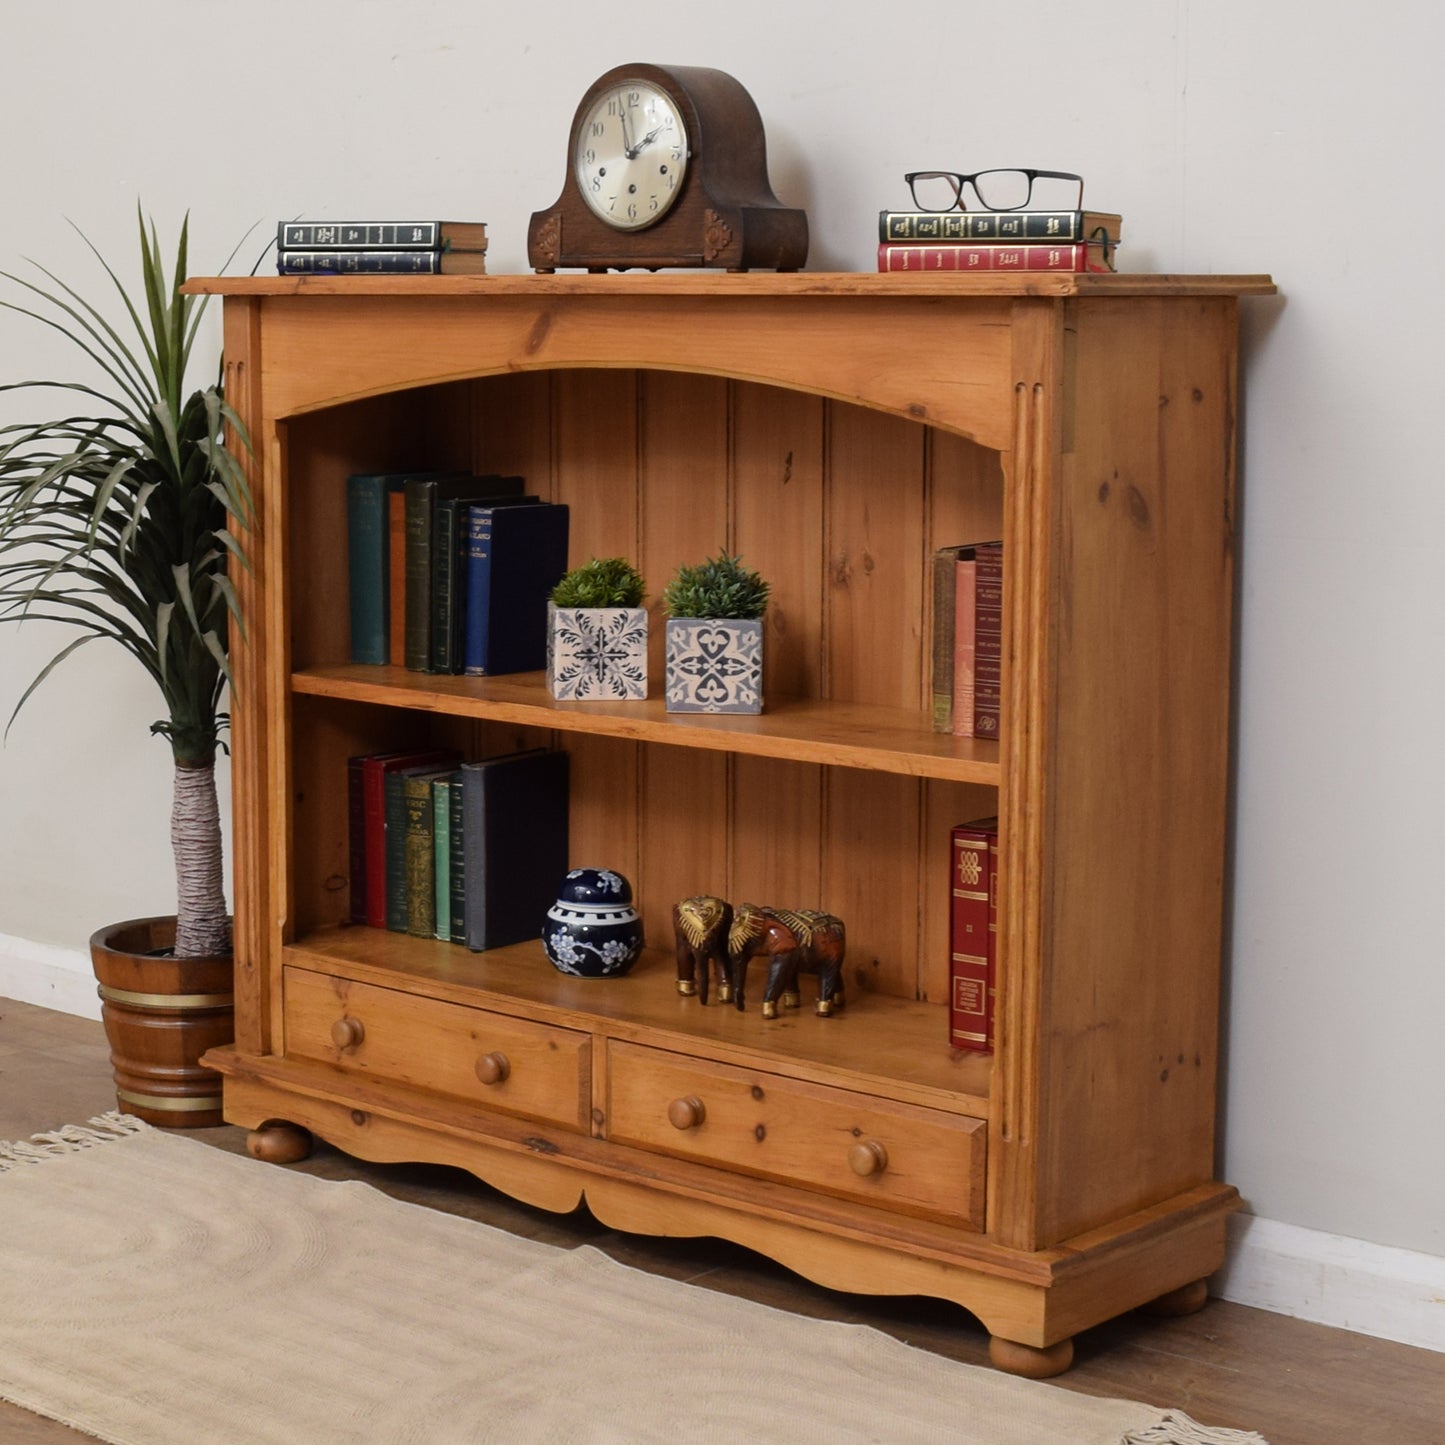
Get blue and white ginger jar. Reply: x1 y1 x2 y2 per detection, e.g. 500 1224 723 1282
542 868 644 978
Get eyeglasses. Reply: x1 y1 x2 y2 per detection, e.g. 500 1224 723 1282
904 169 1084 213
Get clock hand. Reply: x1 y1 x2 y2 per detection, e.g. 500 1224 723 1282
619 104 637 158
632 125 665 153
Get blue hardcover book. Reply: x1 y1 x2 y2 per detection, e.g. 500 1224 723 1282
462 501 570 676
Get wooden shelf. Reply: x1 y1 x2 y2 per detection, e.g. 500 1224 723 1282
292 664 1001 783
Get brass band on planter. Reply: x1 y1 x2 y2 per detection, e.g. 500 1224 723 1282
116 1088 224 1113
97 984 235 1010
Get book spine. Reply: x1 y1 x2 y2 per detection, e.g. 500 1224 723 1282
432 777 451 942
384 772 412 931
363 763 390 929
877 242 1111 273
277 249 443 275
949 824 995 1052
449 772 467 944
346 475 390 664
879 210 1102 243
388 489 407 668
987 830 999 1050
463 507 495 676
278 222 442 249
403 775 437 939
973 543 1003 739
347 756 368 924
930 548 957 733
431 501 460 674
952 555 978 738
403 482 434 671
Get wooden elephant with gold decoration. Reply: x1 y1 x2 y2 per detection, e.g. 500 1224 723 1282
672 895 734 1004
727 903 846 1017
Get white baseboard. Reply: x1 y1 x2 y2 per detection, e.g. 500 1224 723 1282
0 932 101 1020
1215 1212 1445 1353
2 933 1441 1354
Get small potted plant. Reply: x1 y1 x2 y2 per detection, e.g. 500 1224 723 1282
662 551 770 714
547 556 649 700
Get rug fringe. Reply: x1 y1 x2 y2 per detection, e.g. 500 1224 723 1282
0 1112 149 1171
1122 1409 1269 1444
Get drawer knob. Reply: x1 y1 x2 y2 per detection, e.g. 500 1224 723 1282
667 1096 706 1131
330 1016 365 1051
848 1140 888 1177
475 1051 510 1086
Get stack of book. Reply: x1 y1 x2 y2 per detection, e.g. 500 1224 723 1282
876 206 1121 274
930 541 1003 739
949 817 998 1054
276 220 489 275
346 471 569 677
348 746 569 952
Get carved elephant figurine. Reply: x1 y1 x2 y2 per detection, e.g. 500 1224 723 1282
672 895 734 1004
727 903 846 1017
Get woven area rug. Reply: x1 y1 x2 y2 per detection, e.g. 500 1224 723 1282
0 1116 1265 1445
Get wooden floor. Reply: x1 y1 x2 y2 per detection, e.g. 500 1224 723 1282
1 997 1439 1445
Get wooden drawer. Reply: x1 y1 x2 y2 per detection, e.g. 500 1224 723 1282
607 1041 985 1227
284 968 591 1132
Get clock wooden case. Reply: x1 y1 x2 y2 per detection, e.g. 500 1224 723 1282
528 63 808 272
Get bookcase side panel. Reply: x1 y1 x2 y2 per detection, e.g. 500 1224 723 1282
223 298 271 1055
1034 297 1239 1244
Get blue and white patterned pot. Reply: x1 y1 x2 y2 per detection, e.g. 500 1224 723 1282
542 868 645 978
547 603 649 701
665 617 763 714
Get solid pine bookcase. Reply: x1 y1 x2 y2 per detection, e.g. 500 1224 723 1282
188 269 1275 1377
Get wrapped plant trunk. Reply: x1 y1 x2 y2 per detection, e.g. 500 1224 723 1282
0 210 252 959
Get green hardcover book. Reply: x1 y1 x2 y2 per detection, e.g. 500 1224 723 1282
383 756 459 931
432 773 456 941
403 773 439 939
448 767 467 943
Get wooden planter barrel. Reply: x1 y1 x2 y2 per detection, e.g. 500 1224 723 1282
89 916 234 1128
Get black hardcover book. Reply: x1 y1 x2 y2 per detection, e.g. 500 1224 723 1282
402 474 525 672
461 749 570 952
431 483 534 674
462 501 571 677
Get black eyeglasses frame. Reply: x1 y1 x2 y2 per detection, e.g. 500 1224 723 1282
903 168 1085 213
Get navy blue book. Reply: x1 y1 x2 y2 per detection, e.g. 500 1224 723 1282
463 501 570 676
461 748 570 951
402 474 527 672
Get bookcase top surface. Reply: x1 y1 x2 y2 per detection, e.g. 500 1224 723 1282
184 270 1276 300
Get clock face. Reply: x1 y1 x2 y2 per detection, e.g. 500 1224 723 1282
573 80 689 231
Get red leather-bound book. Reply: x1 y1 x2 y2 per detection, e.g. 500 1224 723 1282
973 543 1003 739
877 241 1115 273
950 818 997 1053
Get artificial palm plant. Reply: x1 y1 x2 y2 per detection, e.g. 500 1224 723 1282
0 212 250 958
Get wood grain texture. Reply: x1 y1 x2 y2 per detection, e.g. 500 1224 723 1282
203 273 1270 1367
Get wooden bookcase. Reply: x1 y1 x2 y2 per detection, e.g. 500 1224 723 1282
188 270 1275 1376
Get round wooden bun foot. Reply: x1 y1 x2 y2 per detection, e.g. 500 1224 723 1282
988 1334 1074 1378
1141 1277 1211 1317
246 1119 313 1164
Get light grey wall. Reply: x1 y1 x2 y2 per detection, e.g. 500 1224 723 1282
2 1 1441 1259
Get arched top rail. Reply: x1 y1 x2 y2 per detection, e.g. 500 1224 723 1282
188 272 1274 453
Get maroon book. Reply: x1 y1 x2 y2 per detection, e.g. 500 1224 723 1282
973 543 1003 739
949 818 997 1053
